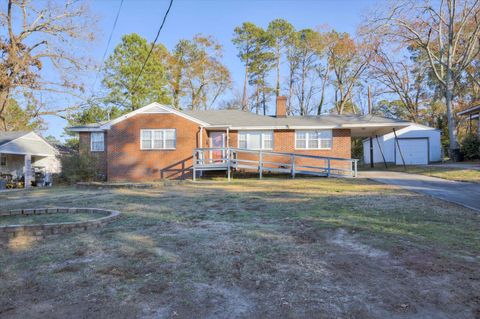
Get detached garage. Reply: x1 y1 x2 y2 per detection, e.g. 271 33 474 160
363 124 441 165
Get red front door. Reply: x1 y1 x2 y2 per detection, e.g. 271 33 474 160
210 132 225 162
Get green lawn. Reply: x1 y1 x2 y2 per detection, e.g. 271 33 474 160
361 164 480 183
0 179 479 318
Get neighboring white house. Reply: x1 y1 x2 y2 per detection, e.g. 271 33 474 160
363 124 441 165
0 131 60 187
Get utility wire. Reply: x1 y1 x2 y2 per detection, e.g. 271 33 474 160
120 0 174 108
89 0 124 100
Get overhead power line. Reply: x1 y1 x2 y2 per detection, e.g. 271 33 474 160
89 0 125 98
121 0 174 107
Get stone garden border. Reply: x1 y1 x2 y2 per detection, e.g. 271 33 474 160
0 207 120 238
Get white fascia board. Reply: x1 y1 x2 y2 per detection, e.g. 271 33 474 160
228 123 411 131
0 150 55 157
67 127 105 132
339 122 411 128
205 125 232 130
228 125 338 130
101 103 210 129
288 125 337 129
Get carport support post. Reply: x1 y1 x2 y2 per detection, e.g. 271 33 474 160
375 135 388 168
226 148 231 181
393 128 407 170
24 154 32 188
478 111 480 140
258 151 263 179
369 137 374 168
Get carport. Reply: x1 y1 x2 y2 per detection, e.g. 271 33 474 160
362 123 441 166
0 132 59 189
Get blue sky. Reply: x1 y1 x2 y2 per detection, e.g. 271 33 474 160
43 0 376 140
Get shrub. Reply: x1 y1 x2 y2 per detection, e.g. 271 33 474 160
60 153 101 184
351 137 364 160
460 135 480 160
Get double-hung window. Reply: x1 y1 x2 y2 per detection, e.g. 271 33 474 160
295 130 332 150
0 155 6 166
141 129 176 150
90 132 105 152
238 131 273 150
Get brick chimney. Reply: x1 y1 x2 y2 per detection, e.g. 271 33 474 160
276 96 287 117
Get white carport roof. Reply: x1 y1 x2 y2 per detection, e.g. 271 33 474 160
0 132 58 157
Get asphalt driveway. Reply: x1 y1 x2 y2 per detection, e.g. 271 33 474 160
360 170 480 212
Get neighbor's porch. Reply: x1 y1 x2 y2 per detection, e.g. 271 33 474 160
0 153 56 189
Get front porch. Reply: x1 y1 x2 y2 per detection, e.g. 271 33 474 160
0 132 59 189
0 153 57 189
458 105 480 139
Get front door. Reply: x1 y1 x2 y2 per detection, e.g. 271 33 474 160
210 132 225 163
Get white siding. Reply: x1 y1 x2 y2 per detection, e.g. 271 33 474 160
363 124 441 165
33 156 61 174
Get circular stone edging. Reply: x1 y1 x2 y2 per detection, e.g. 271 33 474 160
0 207 120 238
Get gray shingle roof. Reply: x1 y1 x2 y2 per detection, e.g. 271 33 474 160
68 107 410 131
182 110 408 128
0 131 29 146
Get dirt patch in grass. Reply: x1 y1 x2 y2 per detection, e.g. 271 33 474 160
0 180 479 318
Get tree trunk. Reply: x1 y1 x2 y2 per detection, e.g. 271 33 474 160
288 65 294 115
446 3 459 153
255 85 260 114
317 66 329 115
317 95 324 115
300 60 306 115
242 62 249 111
262 85 267 115
445 73 458 151
275 46 280 97
0 90 10 131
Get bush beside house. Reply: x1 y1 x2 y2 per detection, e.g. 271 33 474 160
60 153 103 184
461 135 480 160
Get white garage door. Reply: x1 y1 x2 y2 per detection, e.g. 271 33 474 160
395 139 428 165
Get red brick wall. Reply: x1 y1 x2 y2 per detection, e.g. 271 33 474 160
107 113 203 181
227 129 351 173
79 119 352 180
78 132 108 178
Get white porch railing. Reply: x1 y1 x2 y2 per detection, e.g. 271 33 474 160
192 147 358 181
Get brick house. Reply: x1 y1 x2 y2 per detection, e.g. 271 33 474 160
69 97 410 181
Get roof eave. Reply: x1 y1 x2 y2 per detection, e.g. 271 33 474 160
458 105 480 116
67 127 105 132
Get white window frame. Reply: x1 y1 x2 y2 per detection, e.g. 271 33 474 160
140 129 176 150
0 155 6 166
90 132 105 152
237 131 273 150
295 130 332 150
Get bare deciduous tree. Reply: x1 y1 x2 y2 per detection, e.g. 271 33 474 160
369 0 480 153
327 31 374 115
369 46 428 122
0 0 96 130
